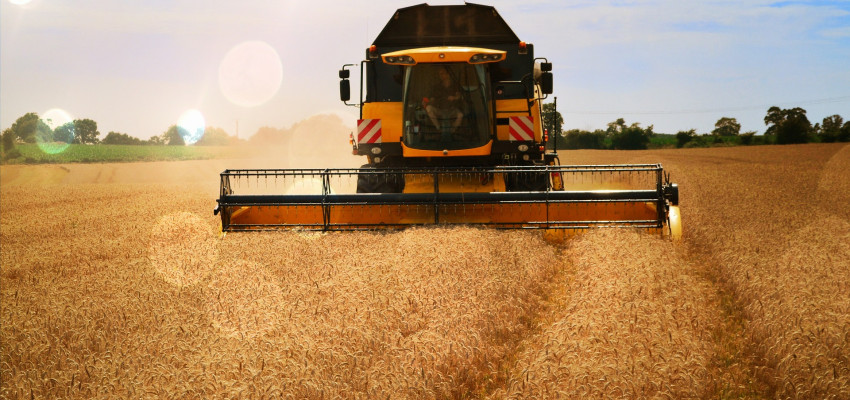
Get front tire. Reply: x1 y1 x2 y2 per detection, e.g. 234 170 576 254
505 169 549 192
356 164 405 193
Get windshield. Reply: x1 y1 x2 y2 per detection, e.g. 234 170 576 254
402 63 492 151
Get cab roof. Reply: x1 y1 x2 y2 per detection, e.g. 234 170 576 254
372 3 520 47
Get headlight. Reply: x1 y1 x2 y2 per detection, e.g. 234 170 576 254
518 144 529 152
383 55 415 65
469 53 503 63
371 147 382 155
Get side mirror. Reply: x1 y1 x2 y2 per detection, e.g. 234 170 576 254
339 69 350 79
340 79 351 102
540 71 553 95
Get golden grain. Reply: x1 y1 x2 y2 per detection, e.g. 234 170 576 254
2 144 848 398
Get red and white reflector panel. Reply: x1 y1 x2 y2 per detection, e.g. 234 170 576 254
357 119 382 144
508 116 534 141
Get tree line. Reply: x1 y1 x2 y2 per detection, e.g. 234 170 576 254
542 104 850 150
1 112 241 160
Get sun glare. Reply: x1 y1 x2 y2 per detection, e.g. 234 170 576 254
177 109 205 145
41 108 73 130
218 40 283 107
38 108 73 154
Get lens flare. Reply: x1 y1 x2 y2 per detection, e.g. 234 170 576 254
177 109 205 145
38 108 73 154
218 40 283 107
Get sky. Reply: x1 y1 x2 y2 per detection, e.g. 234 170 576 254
2 0 849 140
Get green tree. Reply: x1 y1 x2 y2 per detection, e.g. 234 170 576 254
606 118 626 134
163 125 186 146
819 115 843 143
563 129 606 149
763 106 783 135
610 120 653 150
73 118 100 144
195 126 232 146
1 128 20 159
7 112 52 143
148 135 165 145
102 131 144 145
764 106 811 144
712 117 741 136
35 124 54 143
102 131 123 145
676 129 696 148
740 130 757 145
53 122 75 143
541 102 563 139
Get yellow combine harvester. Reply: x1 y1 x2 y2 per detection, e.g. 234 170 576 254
215 3 681 239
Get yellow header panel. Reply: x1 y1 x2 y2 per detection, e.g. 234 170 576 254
402 140 493 158
382 47 505 65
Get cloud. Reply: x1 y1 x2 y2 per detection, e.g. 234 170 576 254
821 26 850 38
501 0 849 45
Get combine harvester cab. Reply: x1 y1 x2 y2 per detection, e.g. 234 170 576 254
215 3 682 239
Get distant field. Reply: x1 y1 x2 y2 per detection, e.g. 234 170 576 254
2 144 253 164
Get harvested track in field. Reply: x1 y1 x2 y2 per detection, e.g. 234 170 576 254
493 229 719 398
2 143 848 398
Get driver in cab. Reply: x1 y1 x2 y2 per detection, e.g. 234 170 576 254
424 67 463 134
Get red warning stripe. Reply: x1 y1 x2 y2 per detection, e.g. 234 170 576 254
357 119 382 144
508 116 534 141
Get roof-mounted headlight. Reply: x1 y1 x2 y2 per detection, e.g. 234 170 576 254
383 55 415 65
469 53 504 64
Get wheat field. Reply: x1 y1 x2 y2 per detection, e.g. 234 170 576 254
1 143 848 398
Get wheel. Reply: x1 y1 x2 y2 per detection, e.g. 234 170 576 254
356 164 405 193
